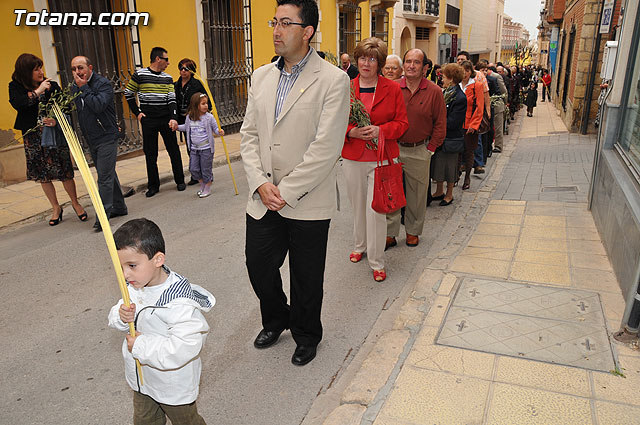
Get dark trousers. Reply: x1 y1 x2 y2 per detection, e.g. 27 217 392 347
463 132 479 179
141 117 184 190
542 85 551 101
133 391 206 425
88 140 127 223
245 210 330 347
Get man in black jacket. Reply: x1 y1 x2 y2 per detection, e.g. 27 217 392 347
71 56 127 231
340 53 359 79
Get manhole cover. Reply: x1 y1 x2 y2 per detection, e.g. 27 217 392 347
436 278 616 372
542 186 579 192
548 131 569 134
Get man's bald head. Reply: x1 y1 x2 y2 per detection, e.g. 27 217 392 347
340 53 351 69
70 55 93 82
71 55 92 67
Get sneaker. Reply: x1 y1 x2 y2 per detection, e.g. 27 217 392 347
199 187 211 198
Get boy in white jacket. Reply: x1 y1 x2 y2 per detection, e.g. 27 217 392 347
108 218 214 425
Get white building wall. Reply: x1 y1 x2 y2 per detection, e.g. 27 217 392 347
461 0 500 59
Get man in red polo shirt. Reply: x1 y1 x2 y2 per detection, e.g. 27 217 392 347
386 49 447 248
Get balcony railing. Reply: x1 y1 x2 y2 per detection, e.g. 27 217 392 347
403 0 417 12
425 0 439 15
403 0 439 16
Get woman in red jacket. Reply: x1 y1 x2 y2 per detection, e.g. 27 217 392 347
342 37 409 283
459 60 485 190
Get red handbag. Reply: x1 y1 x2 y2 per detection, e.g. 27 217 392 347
371 131 406 214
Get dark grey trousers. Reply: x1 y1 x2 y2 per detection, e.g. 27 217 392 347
88 140 127 223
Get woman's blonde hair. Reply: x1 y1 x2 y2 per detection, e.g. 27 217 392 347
187 92 208 121
353 37 387 74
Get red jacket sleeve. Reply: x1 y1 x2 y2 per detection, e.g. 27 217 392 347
427 87 447 152
377 83 408 141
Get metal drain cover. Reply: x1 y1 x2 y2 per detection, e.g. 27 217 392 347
542 186 579 192
436 277 616 372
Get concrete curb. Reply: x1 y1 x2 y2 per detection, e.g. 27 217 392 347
0 151 242 234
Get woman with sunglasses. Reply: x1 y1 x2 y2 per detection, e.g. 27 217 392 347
174 59 211 185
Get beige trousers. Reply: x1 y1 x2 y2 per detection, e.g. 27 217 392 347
342 159 386 271
387 144 432 237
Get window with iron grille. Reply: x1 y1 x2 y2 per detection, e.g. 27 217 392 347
416 27 430 41
339 3 361 55
202 0 253 134
48 0 144 156
446 4 460 26
371 8 389 42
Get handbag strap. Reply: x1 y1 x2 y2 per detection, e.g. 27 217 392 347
376 129 392 166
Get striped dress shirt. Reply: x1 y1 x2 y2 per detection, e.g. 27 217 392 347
274 47 314 122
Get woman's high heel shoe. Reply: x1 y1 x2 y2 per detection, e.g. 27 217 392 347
75 207 88 221
49 208 63 226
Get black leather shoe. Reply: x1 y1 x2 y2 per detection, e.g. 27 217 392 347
187 178 199 186
146 188 159 198
177 183 187 191
431 194 445 201
292 345 317 366
93 221 103 233
253 329 285 349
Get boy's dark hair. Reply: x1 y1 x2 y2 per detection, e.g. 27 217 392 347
150 47 168 63
114 218 165 259
276 0 319 39
457 51 469 60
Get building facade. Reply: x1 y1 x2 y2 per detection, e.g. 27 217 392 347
544 0 621 133
459 0 503 64
500 15 530 66
589 0 640 329
0 0 398 185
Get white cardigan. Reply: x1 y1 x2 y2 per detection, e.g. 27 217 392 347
108 267 215 405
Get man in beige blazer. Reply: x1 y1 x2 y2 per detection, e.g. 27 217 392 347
240 0 350 366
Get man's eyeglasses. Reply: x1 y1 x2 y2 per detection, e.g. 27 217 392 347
267 19 307 29
159 57 169 62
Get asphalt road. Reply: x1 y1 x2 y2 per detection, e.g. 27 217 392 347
0 161 455 424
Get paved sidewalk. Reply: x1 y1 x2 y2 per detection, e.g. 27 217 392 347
0 133 241 230
322 101 639 424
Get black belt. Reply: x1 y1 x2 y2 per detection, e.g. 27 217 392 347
398 138 429 147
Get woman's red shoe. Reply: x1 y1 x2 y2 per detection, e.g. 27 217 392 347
373 269 386 282
349 252 363 263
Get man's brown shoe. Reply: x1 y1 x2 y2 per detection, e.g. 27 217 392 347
385 237 397 251
406 234 419 247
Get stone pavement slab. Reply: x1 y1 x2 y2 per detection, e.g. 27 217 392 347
437 277 615 372
320 102 640 424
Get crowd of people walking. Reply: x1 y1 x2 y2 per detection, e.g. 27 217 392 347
7 1 559 423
